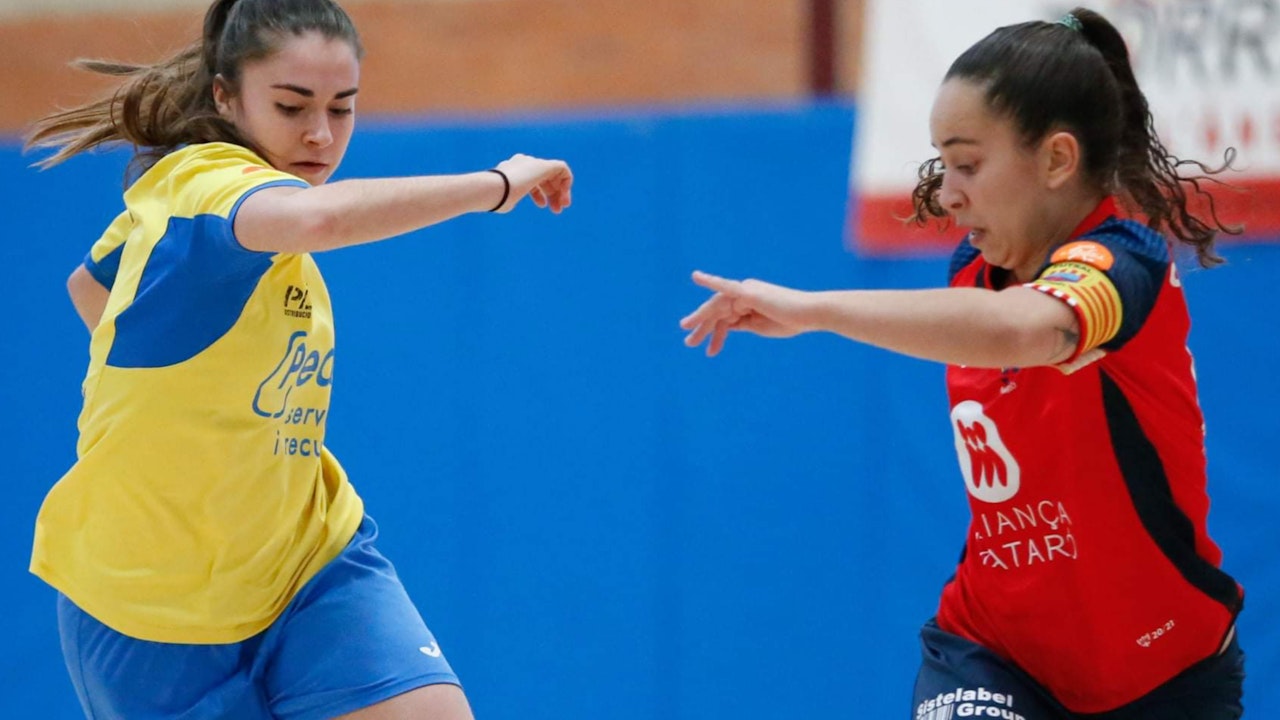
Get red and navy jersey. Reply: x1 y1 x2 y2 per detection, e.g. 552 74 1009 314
936 198 1242 713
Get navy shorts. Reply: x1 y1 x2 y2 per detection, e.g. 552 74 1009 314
913 619 1244 720
57 516 460 720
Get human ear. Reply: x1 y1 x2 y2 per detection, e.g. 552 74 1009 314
212 74 236 119
1044 131 1080 190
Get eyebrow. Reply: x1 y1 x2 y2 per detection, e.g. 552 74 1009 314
932 137 980 149
271 83 359 100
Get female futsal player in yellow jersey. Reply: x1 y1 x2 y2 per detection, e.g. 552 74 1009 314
25 1 572 718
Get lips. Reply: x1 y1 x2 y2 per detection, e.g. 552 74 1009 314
291 162 328 173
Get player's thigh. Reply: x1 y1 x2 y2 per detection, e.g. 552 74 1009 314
262 516 462 720
333 683 473 720
56 593 271 720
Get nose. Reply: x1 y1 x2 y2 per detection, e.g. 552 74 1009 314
938 171 965 213
303 115 333 149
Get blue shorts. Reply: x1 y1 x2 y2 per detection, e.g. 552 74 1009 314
913 619 1244 720
57 516 460 720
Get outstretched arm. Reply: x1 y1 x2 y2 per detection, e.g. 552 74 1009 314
234 154 573 254
679 271 1080 369
67 264 110 332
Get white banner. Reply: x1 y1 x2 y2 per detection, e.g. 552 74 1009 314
853 0 1280 250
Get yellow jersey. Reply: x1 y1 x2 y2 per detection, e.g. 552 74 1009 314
32 142 364 644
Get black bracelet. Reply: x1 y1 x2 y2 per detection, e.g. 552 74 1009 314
486 168 510 212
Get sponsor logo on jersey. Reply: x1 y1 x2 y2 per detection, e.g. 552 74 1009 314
284 284 313 319
951 401 1020 503
253 331 334 418
1050 241 1114 271
253 331 335 457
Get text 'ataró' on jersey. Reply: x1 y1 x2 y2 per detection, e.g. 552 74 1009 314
31 143 364 644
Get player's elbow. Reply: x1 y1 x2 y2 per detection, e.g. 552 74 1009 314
313 206 355 251
67 264 100 302
67 264 110 332
997 323 1060 367
990 297 1075 367
977 285 1080 363
281 205 342 253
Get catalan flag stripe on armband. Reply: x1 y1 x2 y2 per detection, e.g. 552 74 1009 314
1030 261 1123 355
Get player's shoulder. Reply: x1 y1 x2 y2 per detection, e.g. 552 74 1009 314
137 142 271 185
173 142 273 176
126 142 292 220
1056 217 1170 268
948 236 983 285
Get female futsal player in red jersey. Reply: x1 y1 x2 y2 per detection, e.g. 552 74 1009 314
682 8 1244 719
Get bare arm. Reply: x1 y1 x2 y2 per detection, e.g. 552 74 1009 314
807 286 1079 367
234 154 573 254
68 264 110 332
680 272 1080 369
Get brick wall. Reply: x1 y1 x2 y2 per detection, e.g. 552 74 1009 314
0 0 863 134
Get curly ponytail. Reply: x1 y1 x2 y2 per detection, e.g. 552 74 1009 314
1072 7 1237 267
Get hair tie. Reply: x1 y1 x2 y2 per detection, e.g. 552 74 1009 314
1056 13 1083 33
486 168 510 212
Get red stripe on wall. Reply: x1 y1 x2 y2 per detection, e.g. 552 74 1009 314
849 177 1280 255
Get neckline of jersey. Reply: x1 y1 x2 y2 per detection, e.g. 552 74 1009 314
1067 196 1120 240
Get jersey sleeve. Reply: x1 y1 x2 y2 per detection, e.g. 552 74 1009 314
1025 227 1167 360
83 210 133 290
163 144 310 250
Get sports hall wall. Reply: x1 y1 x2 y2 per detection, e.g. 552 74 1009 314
3 2 1278 719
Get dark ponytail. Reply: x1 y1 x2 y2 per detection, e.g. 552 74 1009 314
1072 8 1235 266
25 0 362 176
203 0 243 77
912 6 1238 267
